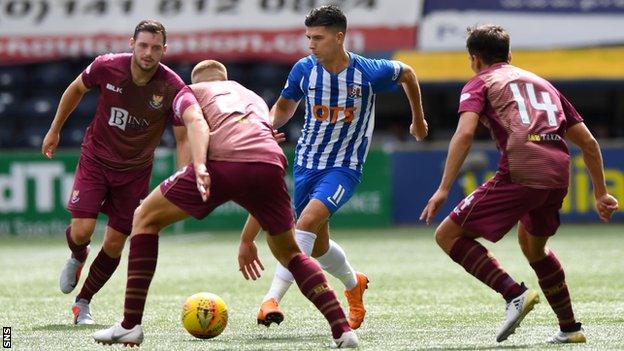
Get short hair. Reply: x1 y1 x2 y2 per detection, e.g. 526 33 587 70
133 19 167 45
191 60 228 83
304 5 347 33
466 24 510 65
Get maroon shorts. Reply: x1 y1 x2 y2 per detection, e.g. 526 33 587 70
67 155 151 235
160 161 294 236
449 177 567 242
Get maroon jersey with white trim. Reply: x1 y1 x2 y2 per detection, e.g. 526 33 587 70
459 63 583 189
80 53 185 171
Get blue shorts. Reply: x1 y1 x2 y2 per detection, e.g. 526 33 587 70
293 165 361 217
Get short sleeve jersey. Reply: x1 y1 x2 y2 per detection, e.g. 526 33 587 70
80 53 185 171
281 53 402 173
172 81 286 169
458 63 583 189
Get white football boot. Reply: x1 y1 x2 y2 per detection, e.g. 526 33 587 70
496 284 540 342
331 330 359 348
59 247 89 294
93 322 144 346
548 323 586 344
72 298 94 325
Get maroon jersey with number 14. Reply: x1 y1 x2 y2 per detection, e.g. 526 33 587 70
459 63 583 189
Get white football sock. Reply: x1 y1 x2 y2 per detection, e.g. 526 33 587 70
316 239 358 290
263 229 317 302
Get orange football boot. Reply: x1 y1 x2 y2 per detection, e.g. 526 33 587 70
257 298 284 327
344 272 369 329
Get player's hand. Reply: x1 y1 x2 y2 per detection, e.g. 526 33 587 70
42 130 60 159
194 163 211 202
238 241 264 281
420 189 448 225
272 129 286 144
595 193 619 222
410 119 428 141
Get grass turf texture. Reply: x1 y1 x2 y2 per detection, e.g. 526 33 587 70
1 225 622 350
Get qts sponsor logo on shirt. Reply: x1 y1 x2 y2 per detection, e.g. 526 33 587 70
108 107 150 131
312 105 357 124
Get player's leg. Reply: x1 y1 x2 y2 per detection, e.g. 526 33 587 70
93 186 189 346
314 221 368 329
60 157 107 295
258 167 322 325
518 189 585 344
439 179 542 342
241 162 355 347
266 230 357 348
72 226 127 325
73 164 151 325
60 218 97 295
94 164 216 345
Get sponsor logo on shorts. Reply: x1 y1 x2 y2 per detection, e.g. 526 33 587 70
149 94 164 109
326 184 346 207
453 194 474 215
70 190 80 204
109 107 150 131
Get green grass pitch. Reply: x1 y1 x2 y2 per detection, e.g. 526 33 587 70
1 225 623 350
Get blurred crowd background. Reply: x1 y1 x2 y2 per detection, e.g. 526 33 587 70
1 0 623 150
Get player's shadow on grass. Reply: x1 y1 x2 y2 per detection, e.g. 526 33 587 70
32 324 108 331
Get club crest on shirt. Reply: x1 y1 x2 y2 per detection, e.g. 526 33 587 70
71 190 80 204
149 94 164 109
347 84 361 100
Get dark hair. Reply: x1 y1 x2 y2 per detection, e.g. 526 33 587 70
466 24 510 65
305 5 347 33
133 19 167 45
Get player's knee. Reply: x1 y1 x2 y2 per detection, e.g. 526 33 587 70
103 235 126 256
434 226 448 249
296 214 322 233
70 220 95 242
132 203 155 229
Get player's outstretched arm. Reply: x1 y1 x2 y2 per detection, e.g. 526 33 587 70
420 112 479 225
398 63 428 141
41 75 89 159
238 215 265 280
270 96 299 129
173 125 191 168
181 104 211 201
566 122 619 221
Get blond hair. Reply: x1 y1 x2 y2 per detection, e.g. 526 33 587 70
191 60 228 83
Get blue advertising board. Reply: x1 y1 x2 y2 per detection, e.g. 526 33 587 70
391 147 624 224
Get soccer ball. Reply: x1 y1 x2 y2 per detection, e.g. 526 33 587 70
181 292 228 339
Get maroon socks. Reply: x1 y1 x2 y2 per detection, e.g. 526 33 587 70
530 251 577 330
121 234 159 329
449 237 523 302
288 253 351 339
76 249 121 302
65 225 89 263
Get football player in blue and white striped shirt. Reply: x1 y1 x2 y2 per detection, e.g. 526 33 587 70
239 5 427 336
